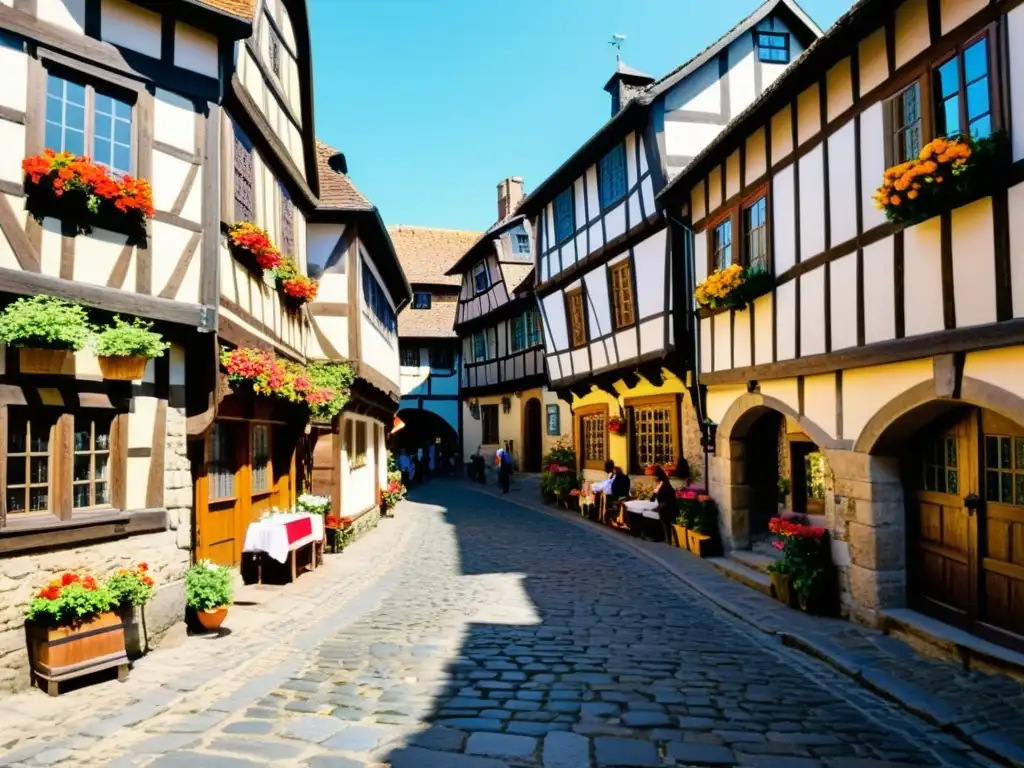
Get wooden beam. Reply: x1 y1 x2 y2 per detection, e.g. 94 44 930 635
0 509 168 555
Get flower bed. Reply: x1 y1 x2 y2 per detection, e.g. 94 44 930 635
23 150 153 241
767 516 833 612
872 134 1004 226
229 222 282 271
694 263 773 311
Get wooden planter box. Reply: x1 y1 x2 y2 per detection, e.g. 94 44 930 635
769 572 794 607
19 347 74 375
671 524 689 549
686 529 717 558
27 611 129 696
98 355 148 381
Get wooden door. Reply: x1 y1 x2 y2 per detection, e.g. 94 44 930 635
248 423 275 520
909 411 978 628
196 422 243 566
977 411 1024 650
523 398 542 473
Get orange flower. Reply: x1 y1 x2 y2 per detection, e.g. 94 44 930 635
890 195 901 206
907 190 918 200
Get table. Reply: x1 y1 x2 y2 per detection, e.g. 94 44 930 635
622 499 662 538
243 513 324 583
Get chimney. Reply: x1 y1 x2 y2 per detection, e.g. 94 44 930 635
497 177 524 221
603 59 655 116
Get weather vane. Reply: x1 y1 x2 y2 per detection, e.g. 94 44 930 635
609 33 626 60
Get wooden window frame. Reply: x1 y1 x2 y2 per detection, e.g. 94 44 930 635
576 404 609 471
883 79 932 167
610 259 635 331
1 406 127 531
249 423 273 496
565 287 587 350
43 67 138 176
511 314 527 353
755 31 790 64
598 143 628 210
473 330 488 362
473 263 490 294
71 411 115 510
554 188 574 244
513 231 531 254
625 394 680 474
741 193 769 272
351 420 368 469
234 126 255 223
268 26 282 78
704 184 770 277
481 404 500 445
932 28 1000 140
525 308 543 348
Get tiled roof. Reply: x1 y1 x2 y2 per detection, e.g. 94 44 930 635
315 140 374 211
388 225 481 287
398 295 458 339
197 0 256 19
445 213 525 276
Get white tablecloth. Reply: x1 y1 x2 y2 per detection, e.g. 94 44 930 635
623 500 661 520
243 513 324 564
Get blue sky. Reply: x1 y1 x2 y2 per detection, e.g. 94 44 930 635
308 0 850 232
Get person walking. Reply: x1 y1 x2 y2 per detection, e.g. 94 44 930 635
495 444 513 494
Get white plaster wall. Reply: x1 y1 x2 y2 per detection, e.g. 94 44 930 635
583 268 610 339
830 253 858 351
800 267 826 356
903 217 945 337
826 58 854 122
38 0 84 32
859 103 888 231
858 28 889 97
633 229 667 320
894 0 929 69
773 165 796 274
798 145 826 258
844 360 932 443
101 0 161 57
1009 7 1024 163
796 84 820 146
713 312 730 371
542 292 568 351
0 40 27 114
733 306 751 369
951 197 997 328
828 121 857 247
804 374 837 439
862 237 895 343
1009 182 1024 318
775 280 796 361
753 293 773 365
175 22 219 79
0 121 25 184
153 90 195 154
745 129 767 184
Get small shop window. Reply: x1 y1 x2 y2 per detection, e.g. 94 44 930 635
984 434 1024 506
352 421 367 468
208 422 236 501
72 412 112 509
6 411 55 515
579 409 607 470
630 398 677 472
481 405 499 445
251 424 271 494
610 260 635 330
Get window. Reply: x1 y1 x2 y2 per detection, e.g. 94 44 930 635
251 424 271 494
208 422 236 500
45 74 133 175
430 345 453 369
630 397 677 471
546 404 560 436
756 32 789 64
922 434 958 494
269 28 282 77
413 292 431 309
743 196 768 271
599 143 628 209
888 82 925 164
554 188 574 243
511 314 527 353
513 229 531 254
351 421 367 468
281 185 294 256
72 412 112 509
473 263 490 294
610 260 634 330
473 331 487 361
362 259 397 334
567 289 586 349
400 346 419 367
935 36 992 140
234 127 255 223
712 217 733 272
6 412 55 515
481 405 499 445
984 434 1024 505
579 408 607 470
525 308 542 347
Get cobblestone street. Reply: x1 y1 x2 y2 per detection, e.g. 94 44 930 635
0 481 1004 767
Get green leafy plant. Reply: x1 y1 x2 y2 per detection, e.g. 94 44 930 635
297 494 331 515
0 296 91 350
106 563 156 608
185 560 233 612
766 517 831 600
24 572 115 627
94 316 170 359
306 361 357 420
777 476 791 503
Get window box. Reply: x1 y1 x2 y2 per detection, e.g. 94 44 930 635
20 347 75 375
694 264 773 314
873 133 1006 226
22 151 153 244
27 611 128 695
273 257 319 306
228 221 283 272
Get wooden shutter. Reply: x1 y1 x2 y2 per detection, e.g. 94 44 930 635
233 132 254 222
611 260 634 329
567 289 586 348
281 186 295 256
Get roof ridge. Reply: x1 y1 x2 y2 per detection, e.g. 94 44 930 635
387 224 482 235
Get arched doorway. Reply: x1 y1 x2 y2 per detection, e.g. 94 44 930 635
392 408 460 475
897 406 1024 648
523 398 542 473
745 409 782 541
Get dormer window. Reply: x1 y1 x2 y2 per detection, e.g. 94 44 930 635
473 263 490 294
413 292 431 309
598 143 627 209
515 232 530 253
554 188 574 244
756 32 789 64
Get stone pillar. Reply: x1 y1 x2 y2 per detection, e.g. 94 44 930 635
708 438 751 551
829 449 907 628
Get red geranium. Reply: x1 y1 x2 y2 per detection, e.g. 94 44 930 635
229 222 282 270
281 274 319 304
768 516 826 540
22 149 154 222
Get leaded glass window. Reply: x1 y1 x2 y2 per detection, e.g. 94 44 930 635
984 434 1024 506
6 411 54 515
633 403 676 469
208 423 236 500
251 425 270 493
581 412 606 468
922 435 958 495
72 412 111 509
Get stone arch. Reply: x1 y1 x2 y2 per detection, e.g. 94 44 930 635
717 392 846 453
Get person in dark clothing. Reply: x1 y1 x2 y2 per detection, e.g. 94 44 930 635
653 466 677 543
496 446 512 494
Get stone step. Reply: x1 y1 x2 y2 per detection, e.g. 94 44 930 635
706 556 772 596
730 549 780 575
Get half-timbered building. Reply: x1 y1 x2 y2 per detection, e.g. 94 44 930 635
0 0 253 686
448 178 570 473
305 141 410 522
390 225 478 460
661 0 1024 649
517 0 821 484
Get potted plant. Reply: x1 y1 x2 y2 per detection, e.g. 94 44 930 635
325 515 354 553
0 296 91 374
106 563 155 658
93 315 170 380
297 493 331 516
274 257 319 306
777 477 791 512
766 517 833 612
687 494 719 557
228 221 282 271
24 571 127 695
22 149 154 241
380 474 407 517
607 417 624 435
185 560 233 631
673 490 694 549
694 263 774 311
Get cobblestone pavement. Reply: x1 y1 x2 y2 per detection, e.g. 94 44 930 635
0 481 1002 767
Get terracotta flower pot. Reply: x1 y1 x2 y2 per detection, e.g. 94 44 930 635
196 607 228 631
19 347 74 374
98 355 149 381
769 572 794 606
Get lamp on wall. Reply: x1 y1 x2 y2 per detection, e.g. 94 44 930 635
469 399 480 420
702 419 719 455
501 396 512 414
513 390 523 398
